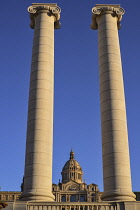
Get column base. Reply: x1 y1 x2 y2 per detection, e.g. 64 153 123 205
20 189 55 202
102 189 136 201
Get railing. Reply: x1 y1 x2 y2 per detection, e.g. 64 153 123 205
27 202 117 210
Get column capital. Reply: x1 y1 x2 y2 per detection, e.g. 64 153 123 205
91 4 125 30
27 3 61 29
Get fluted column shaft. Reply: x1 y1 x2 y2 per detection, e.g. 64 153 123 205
20 3 61 202
91 5 135 201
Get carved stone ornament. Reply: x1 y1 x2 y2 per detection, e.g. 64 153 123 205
91 6 125 30
0 202 8 209
27 5 61 29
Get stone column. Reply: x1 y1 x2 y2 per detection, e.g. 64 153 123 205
91 5 135 201
20 3 61 201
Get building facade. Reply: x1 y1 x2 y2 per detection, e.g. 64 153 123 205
0 151 100 202
52 151 100 202
0 151 140 203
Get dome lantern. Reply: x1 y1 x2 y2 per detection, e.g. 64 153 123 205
70 150 74 160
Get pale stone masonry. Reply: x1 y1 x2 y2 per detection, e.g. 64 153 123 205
1 3 140 210
20 3 61 202
91 5 136 201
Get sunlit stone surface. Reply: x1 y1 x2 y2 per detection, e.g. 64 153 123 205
20 3 61 202
91 4 136 202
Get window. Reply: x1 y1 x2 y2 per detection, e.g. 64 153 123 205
92 197 95 202
64 173 67 179
5 195 8 200
80 196 85 202
136 195 140 201
91 193 96 202
61 195 66 202
70 195 76 202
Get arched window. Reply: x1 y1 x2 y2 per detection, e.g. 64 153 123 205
78 174 81 179
70 195 76 202
61 195 66 202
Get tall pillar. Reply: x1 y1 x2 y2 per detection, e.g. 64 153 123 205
91 5 135 201
20 3 61 201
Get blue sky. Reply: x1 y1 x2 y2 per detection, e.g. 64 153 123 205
0 0 140 193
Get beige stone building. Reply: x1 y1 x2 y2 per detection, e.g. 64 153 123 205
51 151 100 202
0 151 100 202
0 151 140 204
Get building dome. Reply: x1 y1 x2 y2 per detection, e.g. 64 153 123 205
61 150 83 183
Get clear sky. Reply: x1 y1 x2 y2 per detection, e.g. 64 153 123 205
0 0 140 193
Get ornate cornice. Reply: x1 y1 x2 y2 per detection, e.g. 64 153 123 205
91 5 125 30
27 4 61 29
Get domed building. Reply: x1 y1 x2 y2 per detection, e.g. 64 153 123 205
52 150 100 202
61 150 83 184
0 151 101 202
0 150 140 203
